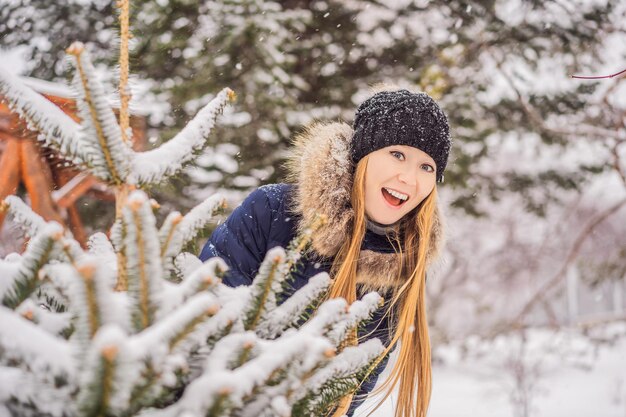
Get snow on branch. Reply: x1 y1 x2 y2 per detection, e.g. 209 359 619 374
123 191 164 331
327 292 383 347
87 232 117 268
134 292 220 357
128 88 235 185
0 366 75 417
239 218 327 334
172 332 334 417
238 335 337 417
293 339 384 415
243 247 288 331
158 211 183 274
1 196 85 265
203 332 259 373
1 195 48 237
65 258 120 354
66 42 132 184
15 298 72 337
256 272 331 338
175 194 226 251
1 223 64 309
76 325 138 416
0 68 91 169
173 252 203 281
0 306 74 382
160 194 226 276
159 257 226 316
299 298 349 338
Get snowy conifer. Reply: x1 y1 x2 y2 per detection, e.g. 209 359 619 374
0 42 385 416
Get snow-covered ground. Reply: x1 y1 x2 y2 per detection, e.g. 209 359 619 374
356 323 626 417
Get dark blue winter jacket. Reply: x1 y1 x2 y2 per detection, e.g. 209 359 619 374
199 121 444 416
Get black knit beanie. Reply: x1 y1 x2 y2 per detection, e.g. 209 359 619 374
351 89 451 182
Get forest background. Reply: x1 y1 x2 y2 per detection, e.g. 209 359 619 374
1 0 625 416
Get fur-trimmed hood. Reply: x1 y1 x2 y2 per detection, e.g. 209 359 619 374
284 121 445 290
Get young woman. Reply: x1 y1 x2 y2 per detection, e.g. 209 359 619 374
200 87 451 417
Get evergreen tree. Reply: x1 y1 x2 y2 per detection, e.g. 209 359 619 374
0 42 386 416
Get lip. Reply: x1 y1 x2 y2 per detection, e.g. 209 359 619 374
380 187 409 210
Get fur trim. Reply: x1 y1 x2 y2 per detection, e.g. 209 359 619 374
285 121 445 291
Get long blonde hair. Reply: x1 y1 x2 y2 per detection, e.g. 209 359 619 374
328 155 438 417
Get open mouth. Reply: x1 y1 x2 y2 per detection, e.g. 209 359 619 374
381 187 408 207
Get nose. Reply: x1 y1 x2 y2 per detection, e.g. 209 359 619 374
397 165 419 187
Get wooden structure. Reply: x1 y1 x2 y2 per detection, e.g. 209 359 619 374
0 76 146 246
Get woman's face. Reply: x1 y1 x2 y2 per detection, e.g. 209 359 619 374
364 145 437 225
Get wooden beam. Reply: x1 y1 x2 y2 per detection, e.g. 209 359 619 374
0 137 21 229
52 172 98 209
66 203 87 248
20 137 64 225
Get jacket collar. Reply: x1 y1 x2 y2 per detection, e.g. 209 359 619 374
285 121 445 291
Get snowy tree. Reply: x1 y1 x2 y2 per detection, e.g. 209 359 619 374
3 0 620 204
0 43 386 416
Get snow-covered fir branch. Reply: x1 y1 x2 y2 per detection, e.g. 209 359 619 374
66 42 132 184
0 305 75 382
0 68 90 170
1 195 84 265
327 292 384 347
66 257 122 353
1 223 64 309
256 272 331 338
159 257 226 316
242 246 288 330
2 42 234 188
123 191 165 331
0 208 387 417
76 324 137 416
293 339 385 416
128 88 235 185
172 252 203 281
0 195 48 238
15 298 72 337
159 194 226 276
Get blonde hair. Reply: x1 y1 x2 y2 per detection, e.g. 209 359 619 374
328 155 438 417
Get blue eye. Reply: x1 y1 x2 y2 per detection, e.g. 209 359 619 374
390 151 405 161
421 164 435 173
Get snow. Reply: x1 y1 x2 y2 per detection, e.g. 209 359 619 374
355 325 626 417
328 292 383 346
123 192 165 327
203 332 258 373
87 232 116 264
15 299 71 336
300 298 349 336
257 272 331 338
129 87 234 185
178 194 226 246
77 324 140 413
0 306 74 380
22 75 75 98
302 339 384 411
173 252 203 279
0 366 76 417
70 46 132 182
244 246 289 325
0 68 88 168
159 257 226 315
134 292 219 358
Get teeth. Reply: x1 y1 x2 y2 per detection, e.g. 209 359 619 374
384 188 408 201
